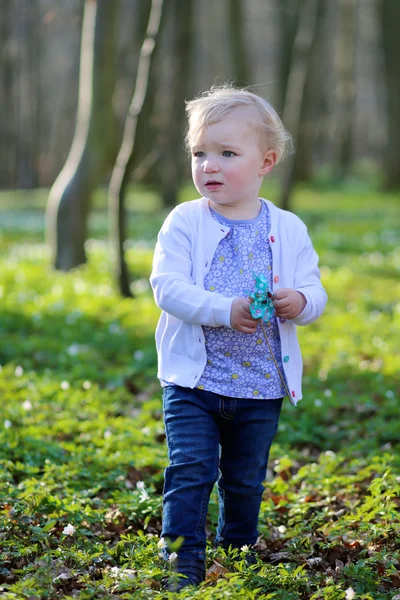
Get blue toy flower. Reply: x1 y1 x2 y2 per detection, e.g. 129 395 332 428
246 272 275 322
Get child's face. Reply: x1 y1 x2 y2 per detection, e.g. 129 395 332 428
190 107 276 215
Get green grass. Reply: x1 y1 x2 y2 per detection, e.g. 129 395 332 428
0 183 399 599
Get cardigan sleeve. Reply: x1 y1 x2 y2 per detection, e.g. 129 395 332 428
150 209 233 328
291 220 327 326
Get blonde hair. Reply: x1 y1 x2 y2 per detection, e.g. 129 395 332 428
185 85 292 164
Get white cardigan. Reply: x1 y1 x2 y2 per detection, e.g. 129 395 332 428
150 198 327 406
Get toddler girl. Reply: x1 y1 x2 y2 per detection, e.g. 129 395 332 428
150 85 327 590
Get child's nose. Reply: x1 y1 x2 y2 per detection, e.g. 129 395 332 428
203 160 220 173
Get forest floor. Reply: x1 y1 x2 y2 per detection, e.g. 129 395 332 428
0 181 399 599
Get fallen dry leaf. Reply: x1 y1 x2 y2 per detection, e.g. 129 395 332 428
205 561 230 582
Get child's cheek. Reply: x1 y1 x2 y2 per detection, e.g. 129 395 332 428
192 165 202 189
227 168 250 188
193 173 203 192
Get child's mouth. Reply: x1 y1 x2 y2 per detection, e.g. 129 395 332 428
205 181 223 191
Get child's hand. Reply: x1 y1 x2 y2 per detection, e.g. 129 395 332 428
231 297 258 334
272 289 306 320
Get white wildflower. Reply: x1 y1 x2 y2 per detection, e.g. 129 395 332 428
141 427 150 435
240 545 249 552
82 380 91 390
133 350 144 361
278 525 287 534
157 537 166 549
53 573 69 582
324 389 332 397
169 552 177 562
119 568 135 580
136 480 149 502
15 365 24 377
345 588 356 600
62 524 75 536
67 344 80 356
324 450 336 458
4 420 12 429
104 430 112 439
60 381 70 390
314 398 322 407
22 400 32 411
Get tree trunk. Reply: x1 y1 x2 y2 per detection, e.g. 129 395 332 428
333 0 357 181
46 0 119 271
108 0 165 297
380 0 400 189
279 0 320 211
159 0 194 208
276 0 301 114
0 0 16 187
15 0 40 188
228 0 250 85
128 0 158 178
293 0 327 182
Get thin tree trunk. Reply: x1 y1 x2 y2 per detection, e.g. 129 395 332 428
46 0 118 271
279 0 320 211
108 0 165 297
380 0 400 189
160 0 193 208
333 0 357 180
294 0 327 182
128 0 158 178
276 0 301 114
15 0 40 188
228 0 250 84
0 0 16 187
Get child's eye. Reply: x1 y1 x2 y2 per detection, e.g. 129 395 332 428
222 150 235 157
193 151 205 158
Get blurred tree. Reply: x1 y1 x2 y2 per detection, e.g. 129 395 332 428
380 0 400 189
276 0 324 183
228 0 250 85
0 0 16 187
158 0 193 207
127 0 160 181
46 0 119 271
16 0 40 188
293 0 326 182
108 0 164 297
276 0 300 114
333 0 357 180
279 0 320 210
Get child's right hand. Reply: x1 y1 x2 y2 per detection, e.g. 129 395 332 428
230 297 258 334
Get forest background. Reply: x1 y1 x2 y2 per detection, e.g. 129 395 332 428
0 1 399 599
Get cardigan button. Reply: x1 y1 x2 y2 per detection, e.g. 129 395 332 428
291 391 296 398
279 318 286 323
270 235 275 242
283 356 289 363
274 276 279 283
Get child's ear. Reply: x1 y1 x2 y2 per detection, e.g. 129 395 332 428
260 150 277 176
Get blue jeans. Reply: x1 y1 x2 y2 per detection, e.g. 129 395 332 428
161 385 283 561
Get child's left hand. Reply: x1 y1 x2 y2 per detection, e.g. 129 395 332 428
271 288 306 320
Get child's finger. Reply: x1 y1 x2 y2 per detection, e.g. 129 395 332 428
240 325 257 334
273 297 290 309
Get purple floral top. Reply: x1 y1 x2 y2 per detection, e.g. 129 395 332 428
197 201 286 399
